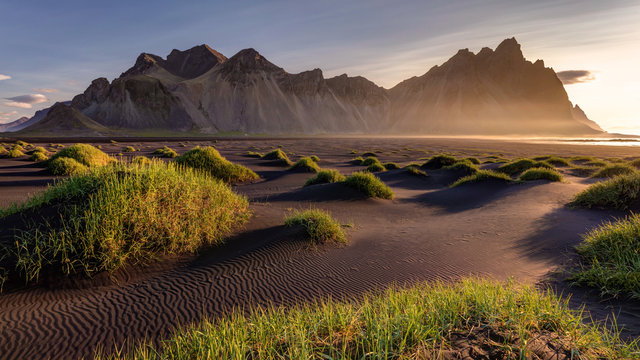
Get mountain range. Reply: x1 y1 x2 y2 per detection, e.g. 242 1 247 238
6 38 603 136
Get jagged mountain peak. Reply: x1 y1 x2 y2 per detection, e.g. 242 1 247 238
121 44 227 79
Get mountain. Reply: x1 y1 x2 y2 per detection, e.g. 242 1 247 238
20 102 110 136
571 104 603 132
388 38 597 135
0 117 30 132
0 101 71 132
24 38 603 136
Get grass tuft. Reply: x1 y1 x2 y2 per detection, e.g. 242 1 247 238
451 170 513 187
382 162 400 170
0 161 251 284
309 155 320 162
519 167 564 182
284 209 346 245
243 151 263 158
344 171 394 199
30 151 49 162
304 169 345 186
361 156 381 166
289 157 320 173
496 159 553 175
152 146 178 158
571 213 640 298
406 166 428 177
123 146 136 153
571 173 640 210
48 143 112 167
262 149 292 165
47 157 88 175
6 149 25 158
350 156 364 165
366 163 386 172
421 154 457 169
591 164 637 178
444 160 479 175
175 146 259 183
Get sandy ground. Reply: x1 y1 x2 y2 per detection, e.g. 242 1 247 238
0 137 639 359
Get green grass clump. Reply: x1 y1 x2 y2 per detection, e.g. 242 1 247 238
0 161 251 284
421 154 457 169
571 173 640 210
591 164 636 178
406 166 428 177
519 167 563 182
284 209 346 245
48 143 112 167
309 155 320 162
382 162 400 170
123 146 136 152
101 278 638 359
262 149 292 165
629 159 640 169
15 140 30 148
0 146 6 155
289 157 320 173
444 160 479 175
361 151 377 157
361 156 381 166
451 170 513 187
350 156 364 165
152 146 178 158
496 158 552 175
366 163 386 172
6 149 25 158
344 171 394 199
243 151 263 158
46 157 89 176
304 169 345 186
175 146 259 183
532 155 570 167
463 157 480 165
30 151 49 162
568 165 600 177
131 156 151 165
572 213 640 298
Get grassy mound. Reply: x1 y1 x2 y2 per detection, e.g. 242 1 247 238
152 146 178 158
532 155 570 166
591 164 636 178
519 167 563 182
571 173 640 210
262 149 292 165
361 151 377 157
103 278 638 359
175 146 259 183
361 156 381 166
123 146 136 152
304 169 345 186
406 166 428 177
0 161 251 284
567 165 600 177
131 156 151 165
382 162 400 170
284 209 346 245
0 146 6 155
496 159 552 175
421 154 457 169
463 157 480 165
344 171 394 199
350 156 364 165
243 151 263 158
451 170 513 187
629 159 640 169
289 157 320 173
5 149 25 158
30 151 49 162
444 160 479 175
48 157 88 175
572 213 640 298
48 143 112 167
366 163 386 172
309 155 320 162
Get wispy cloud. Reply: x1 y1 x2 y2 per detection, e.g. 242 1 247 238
3 93 48 109
556 70 596 85
0 74 11 81
0 110 18 122
33 88 60 93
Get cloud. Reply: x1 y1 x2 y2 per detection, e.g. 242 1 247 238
33 88 60 93
3 93 48 109
556 70 596 85
0 74 10 81
0 110 18 122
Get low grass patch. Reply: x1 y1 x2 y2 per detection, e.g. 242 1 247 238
532 155 570 167
5 149 25 158
629 159 640 169
152 146 178 158
0 161 251 284
519 167 564 182
47 157 88 175
175 146 259 183
98 278 639 359
30 151 49 162
406 165 428 177
382 162 400 169
571 213 640 298
571 173 640 210
344 171 394 199
361 156 381 166
48 143 112 167
421 154 457 169
366 163 386 172
496 158 552 175
123 146 136 152
304 169 345 186
262 149 292 165
451 170 513 187
444 160 479 175
0 146 6 155
350 156 364 165
591 164 637 178
243 151 263 158
361 151 377 157
309 155 320 162
568 165 601 177
289 157 320 173
284 209 346 245
131 156 151 165
463 157 480 164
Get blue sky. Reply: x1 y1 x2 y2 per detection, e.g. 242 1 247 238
1 0 638 133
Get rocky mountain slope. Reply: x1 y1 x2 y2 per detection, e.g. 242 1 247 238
17 38 602 136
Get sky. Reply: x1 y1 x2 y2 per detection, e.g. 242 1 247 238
0 0 638 134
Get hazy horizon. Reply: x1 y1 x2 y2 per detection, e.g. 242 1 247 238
1 0 638 134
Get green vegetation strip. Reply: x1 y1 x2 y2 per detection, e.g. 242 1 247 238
572 213 640 298
451 170 512 187
572 173 640 210
304 169 345 186
0 161 251 285
175 146 259 183
97 279 638 359
344 171 394 199
519 167 563 182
